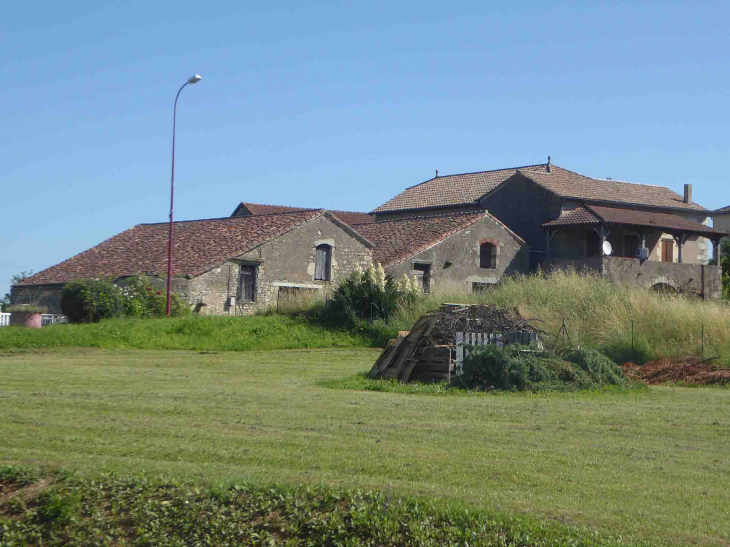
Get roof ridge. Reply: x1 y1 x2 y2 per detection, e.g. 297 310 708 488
141 210 320 226
352 210 485 226
551 164 681 192
403 163 548 191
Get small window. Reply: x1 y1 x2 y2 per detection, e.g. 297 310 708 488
237 265 257 302
315 244 332 281
480 243 497 269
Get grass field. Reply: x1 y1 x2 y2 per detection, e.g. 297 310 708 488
0 314 373 351
1 349 729 545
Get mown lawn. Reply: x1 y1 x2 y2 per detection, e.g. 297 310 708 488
1 348 729 545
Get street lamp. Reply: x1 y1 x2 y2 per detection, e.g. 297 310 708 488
166 74 202 317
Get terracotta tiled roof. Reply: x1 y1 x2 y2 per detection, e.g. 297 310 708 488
18 210 326 286
234 202 374 225
328 211 374 225
372 164 550 213
542 207 602 227
543 205 726 237
372 163 709 214
352 211 511 267
716 205 730 214
517 167 707 212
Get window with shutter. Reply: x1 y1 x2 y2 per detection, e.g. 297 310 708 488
314 244 332 281
237 265 256 302
479 243 497 269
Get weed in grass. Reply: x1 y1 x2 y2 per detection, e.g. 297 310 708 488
0 467 641 546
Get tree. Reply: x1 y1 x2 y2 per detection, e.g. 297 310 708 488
1 270 33 312
719 241 730 299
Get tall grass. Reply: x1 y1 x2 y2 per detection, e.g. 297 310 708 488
386 270 730 365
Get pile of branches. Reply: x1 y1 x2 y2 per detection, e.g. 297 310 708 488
423 304 545 348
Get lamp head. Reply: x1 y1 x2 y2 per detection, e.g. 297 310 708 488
188 74 202 84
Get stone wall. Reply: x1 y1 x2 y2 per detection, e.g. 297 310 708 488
9 284 65 314
481 174 563 253
715 213 730 249
385 214 528 292
544 256 723 299
184 214 373 315
10 215 373 317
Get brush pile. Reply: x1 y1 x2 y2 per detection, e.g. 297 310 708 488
622 356 730 385
369 304 544 383
422 303 544 348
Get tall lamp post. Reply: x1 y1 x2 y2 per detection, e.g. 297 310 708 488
166 74 202 317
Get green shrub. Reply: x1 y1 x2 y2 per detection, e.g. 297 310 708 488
61 277 189 323
117 275 189 318
61 279 126 323
35 490 81 526
327 264 418 324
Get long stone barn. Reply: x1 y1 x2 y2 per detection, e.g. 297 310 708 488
13 207 528 315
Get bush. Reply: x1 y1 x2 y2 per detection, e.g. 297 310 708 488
456 344 630 391
61 279 126 323
61 276 189 323
117 276 189 318
326 264 419 323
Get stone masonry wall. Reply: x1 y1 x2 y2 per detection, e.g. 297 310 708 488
185 214 373 315
9 284 65 314
545 256 722 299
385 215 528 292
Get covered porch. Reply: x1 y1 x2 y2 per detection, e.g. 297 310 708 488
541 205 727 299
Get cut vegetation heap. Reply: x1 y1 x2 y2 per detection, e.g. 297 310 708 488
369 303 631 391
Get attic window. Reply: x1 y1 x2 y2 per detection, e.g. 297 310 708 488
314 244 332 281
479 243 497 269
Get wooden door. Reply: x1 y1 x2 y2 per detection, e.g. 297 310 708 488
661 240 673 263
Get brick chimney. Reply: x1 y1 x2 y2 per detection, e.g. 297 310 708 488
546 156 551 173
683 184 692 204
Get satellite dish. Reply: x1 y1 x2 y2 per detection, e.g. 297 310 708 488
602 241 613 256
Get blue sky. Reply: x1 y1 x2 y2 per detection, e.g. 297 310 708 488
2 0 729 296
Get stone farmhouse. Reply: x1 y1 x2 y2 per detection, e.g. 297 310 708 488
12 159 728 313
374 159 727 298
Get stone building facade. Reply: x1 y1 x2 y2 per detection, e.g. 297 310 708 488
12 210 373 316
178 214 372 315
352 212 528 293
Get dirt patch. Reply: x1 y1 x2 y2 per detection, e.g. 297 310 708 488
622 356 730 386
0 477 55 504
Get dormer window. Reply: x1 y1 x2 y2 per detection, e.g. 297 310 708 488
315 244 332 281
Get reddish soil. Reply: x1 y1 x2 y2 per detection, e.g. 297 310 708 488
622 356 730 386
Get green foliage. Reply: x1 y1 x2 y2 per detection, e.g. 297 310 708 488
0 314 374 351
457 345 631 391
117 275 189 318
60 276 189 323
61 279 126 323
0 467 633 546
6 304 47 314
327 264 418 324
720 240 730 300
35 490 80 527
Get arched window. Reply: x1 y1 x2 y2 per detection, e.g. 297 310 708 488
480 243 496 269
315 244 332 281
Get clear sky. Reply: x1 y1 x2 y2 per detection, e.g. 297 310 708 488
2 0 729 297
